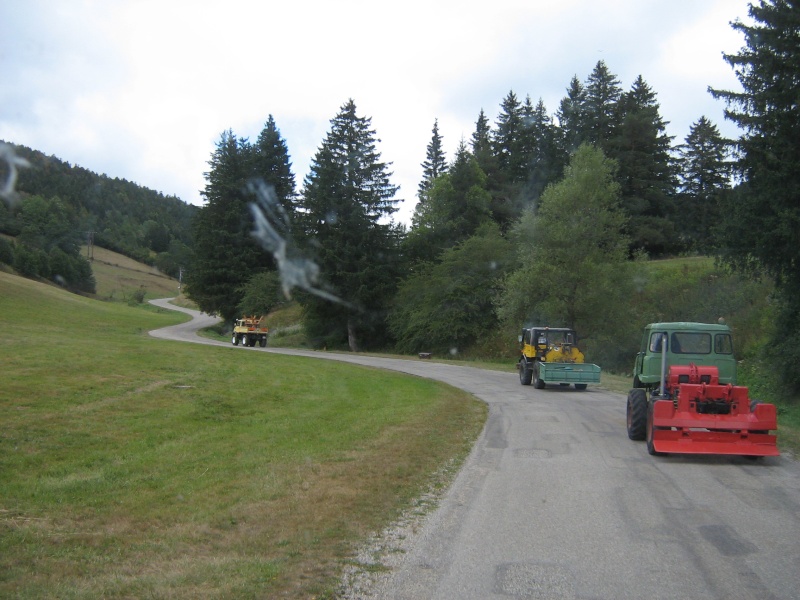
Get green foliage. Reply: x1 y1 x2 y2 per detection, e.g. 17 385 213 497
676 116 731 252
390 222 515 354
188 117 296 322
499 145 632 351
298 99 401 351
0 236 13 264
238 271 283 317
407 141 492 263
4 141 196 264
612 76 678 255
7 195 96 292
709 0 800 393
418 119 448 200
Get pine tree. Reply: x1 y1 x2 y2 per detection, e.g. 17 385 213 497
677 116 731 251
613 75 678 255
583 61 623 152
299 99 401 351
418 119 448 201
407 140 492 263
709 0 800 390
188 130 273 321
492 90 528 183
556 75 588 153
470 109 493 170
526 98 563 204
253 115 298 218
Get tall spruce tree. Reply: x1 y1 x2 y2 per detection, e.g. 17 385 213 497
418 119 448 201
526 98 563 204
188 131 267 320
556 75 588 153
493 90 528 183
583 61 623 153
613 75 678 255
407 140 492 263
253 115 298 219
677 116 731 252
710 0 800 391
299 99 401 351
188 119 295 321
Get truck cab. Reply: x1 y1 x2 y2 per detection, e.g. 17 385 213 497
632 322 736 389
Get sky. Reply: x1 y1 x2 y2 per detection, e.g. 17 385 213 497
1 0 752 225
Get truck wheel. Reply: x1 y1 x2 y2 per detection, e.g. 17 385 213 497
646 401 662 456
626 388 647 441
232 334 239 346
259 337 267 348
575 383 587 390
533 364 545 389
519 360 533 385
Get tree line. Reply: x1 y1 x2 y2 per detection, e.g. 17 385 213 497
0 143 197 288
187 0 799 394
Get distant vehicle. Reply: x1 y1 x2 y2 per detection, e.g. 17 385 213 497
517 326 601 390
232 315 269 347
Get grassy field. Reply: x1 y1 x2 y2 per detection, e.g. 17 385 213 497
0 271 486 598
84 245 180 301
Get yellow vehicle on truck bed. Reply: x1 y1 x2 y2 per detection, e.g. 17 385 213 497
518 326 601 390
232 315 269 347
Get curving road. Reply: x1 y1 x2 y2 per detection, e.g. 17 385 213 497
149 299 800 600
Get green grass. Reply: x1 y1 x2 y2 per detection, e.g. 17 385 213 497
0 272 486 598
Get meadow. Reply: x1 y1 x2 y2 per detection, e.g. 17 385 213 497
0 271 486 598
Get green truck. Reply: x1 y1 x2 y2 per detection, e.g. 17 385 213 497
632 321 736 389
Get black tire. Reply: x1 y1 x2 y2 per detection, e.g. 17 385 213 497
534 363 546 389
519 360 533 385
259 337 267 348
646 401 663 455
232 334 239 346
575 383 588 390
248 337 256 347
626 388 647 441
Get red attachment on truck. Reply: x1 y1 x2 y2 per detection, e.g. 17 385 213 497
650 365 779 456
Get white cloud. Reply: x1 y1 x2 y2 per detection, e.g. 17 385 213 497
0 0 754 224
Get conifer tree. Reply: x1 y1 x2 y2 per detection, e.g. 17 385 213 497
188 120 295 321
253 115 298 218
710 0 800 390
526 98 563 203
556 75 588 153
407 140 492 263
677 116 731 251
299 99 401 351
613 75 678 255
188 131 265 320
492 90 528 183
418 119 448 201
583 61 623 152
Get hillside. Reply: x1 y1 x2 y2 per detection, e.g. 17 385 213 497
87 244 180 301
0 141 196 276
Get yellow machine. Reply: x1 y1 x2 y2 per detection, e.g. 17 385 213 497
518 326 600 390
232 315 269 347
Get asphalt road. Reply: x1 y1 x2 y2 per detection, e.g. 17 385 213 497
149 299 800 600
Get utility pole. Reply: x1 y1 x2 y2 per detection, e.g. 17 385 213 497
85 231 94 261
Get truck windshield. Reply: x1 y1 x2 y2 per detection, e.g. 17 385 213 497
671 332 711 354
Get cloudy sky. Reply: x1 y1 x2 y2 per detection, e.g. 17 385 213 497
1 0 751 224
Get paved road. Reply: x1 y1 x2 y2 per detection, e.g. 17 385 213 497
149 299 800 599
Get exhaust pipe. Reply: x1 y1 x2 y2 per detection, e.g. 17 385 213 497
659 332 668 398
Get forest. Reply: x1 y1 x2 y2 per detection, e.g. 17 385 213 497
0 142 197 292
1 1 797 396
